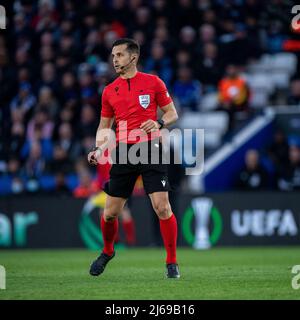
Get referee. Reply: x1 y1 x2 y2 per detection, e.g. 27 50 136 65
88 38 180 278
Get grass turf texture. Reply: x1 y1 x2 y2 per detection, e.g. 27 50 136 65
0 247 299 300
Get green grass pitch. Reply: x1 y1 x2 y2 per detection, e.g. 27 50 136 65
0 247 299 300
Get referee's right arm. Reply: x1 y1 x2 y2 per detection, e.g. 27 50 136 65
88 87 115 165
87 116 114 166
97 87 115 149
95 116 115 149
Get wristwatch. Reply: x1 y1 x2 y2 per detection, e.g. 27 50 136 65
157 119 165 129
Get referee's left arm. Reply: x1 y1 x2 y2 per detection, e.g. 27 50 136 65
159 102 178 127
140 75 178 133
155 76 179 128
140 102 178 133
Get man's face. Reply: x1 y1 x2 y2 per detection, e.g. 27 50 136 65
112 44 134 74
245 150 259 170
289 145 300 165
226 65 238 78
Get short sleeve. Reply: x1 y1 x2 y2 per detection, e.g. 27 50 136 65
155 76 173 108
101 88 114 118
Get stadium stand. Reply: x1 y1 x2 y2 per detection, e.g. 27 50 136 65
0 0 300 195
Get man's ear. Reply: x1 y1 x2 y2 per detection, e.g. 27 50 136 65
132 54 138 63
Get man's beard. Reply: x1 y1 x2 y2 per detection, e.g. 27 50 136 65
115 67 125 75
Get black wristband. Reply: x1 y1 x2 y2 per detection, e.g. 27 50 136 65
157 119 165 129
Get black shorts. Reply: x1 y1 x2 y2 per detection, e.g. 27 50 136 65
103 139 171 198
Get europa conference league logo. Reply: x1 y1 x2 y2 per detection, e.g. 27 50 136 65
182 198 222 249
79 192 124 250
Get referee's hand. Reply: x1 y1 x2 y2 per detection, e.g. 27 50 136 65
140 120 160 133
87 148 101 166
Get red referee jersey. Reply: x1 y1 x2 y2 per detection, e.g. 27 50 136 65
101 71 172 144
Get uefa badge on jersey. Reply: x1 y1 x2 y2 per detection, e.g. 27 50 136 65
139 95 150 109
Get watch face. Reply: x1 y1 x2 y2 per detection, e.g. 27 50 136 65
158 120 164 128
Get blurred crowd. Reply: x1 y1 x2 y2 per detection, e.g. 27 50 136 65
0 0 299 195
236 132 300 191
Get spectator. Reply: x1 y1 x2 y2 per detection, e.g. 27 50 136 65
108 0 130 26
26 109 54 141
59 71 79 108
24 142 46 189
31 0 59 33
36 86 59 119
10 82 36 119
55 52 73 76
55 122 81 163
263 20 287 54
13 12 32 40
173 67 202 112
152 25 174 56
36 62 59 96
287 79 300 105
217 64 250 131
174 50 192 71
21 124 53 162
236 149 269 190
172 0 199 31
177 26 197 57
84 29 101 58
73 169 98 198
40 45 55 64
15 48 32 70
57 107 76 128
9 117 26 157
131 30 147 64
59 71 79 115
81 135 96 157
53 171 71 195
196 42 222 90
78 71 99 107
130 7 153 39
78 104 98 139
144 43 172 86
195 23 217 56
199 24 216 44
40 31 55 47
277 143 300 191
59 34 79 62
268 130 289 171
7 157 25 195
18 67 31 84
151 0 170 21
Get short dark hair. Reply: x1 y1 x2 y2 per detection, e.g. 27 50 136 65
112 38 140 55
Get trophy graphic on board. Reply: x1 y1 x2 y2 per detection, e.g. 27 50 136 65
192 197 213 249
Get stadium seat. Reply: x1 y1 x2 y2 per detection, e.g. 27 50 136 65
270 71 290 89
272 53 297 76
178 111 229 149
245 73 275 108
199 92 219 111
